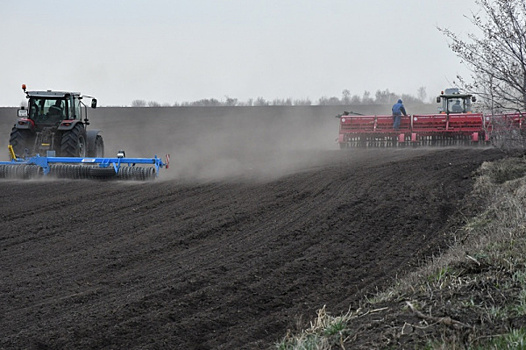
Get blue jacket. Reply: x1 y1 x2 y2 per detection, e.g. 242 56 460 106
392 99 407 116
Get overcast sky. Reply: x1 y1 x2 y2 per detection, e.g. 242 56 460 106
0 0 479 107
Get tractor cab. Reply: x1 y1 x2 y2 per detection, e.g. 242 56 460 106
436 88 476 114
17 85 97 130
11 84 101 158
26 93 73 127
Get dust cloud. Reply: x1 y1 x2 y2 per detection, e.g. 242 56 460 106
89 106 341 182
0 105 438 183
0 106 346 182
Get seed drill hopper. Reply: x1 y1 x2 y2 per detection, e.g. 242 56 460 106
337 88 489 148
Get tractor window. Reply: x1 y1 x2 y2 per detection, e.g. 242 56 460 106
28 98 67 123
449 99 465 113
73 98 82 120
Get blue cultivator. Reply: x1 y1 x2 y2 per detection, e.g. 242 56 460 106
0 147 169 180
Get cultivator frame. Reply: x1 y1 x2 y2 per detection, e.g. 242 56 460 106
338 113 490 149
0 148 169 180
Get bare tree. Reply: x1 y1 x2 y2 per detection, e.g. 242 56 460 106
293 98 312 106
342 89 351 105
440 0 526 152
361 91 374 104
318 96 341 105
224 96 238 106
131 99 147 107
254 97 269 106
237 99 253 106
417 86 427 103
400 94 421 105
374 89 397 104
439 0 526 112
350 94 361 105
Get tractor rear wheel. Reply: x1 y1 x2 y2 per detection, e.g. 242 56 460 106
60 124 87 157
9 127 34 158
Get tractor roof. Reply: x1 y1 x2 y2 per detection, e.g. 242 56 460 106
440 93 473 99
439 87 474 99
26 90 81 98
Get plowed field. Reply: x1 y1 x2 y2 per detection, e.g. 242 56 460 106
0 107 504 349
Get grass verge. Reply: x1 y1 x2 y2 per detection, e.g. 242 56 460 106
276 156 526 349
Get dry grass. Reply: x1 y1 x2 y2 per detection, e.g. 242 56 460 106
276 305 389 350
276 155 526 349
490 119 526 155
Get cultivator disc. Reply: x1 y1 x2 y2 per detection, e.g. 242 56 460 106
48 164 93 179
0 152 168 181
0 164 43 179
47 165 156 180
116 167 156 181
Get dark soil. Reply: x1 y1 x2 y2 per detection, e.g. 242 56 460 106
0 106 505 349
0 146 504 350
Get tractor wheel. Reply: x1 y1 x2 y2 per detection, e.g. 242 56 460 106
9 127 34 158
91 135 104 157
60 124 87 157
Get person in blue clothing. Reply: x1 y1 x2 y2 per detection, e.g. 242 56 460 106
392 99 408 130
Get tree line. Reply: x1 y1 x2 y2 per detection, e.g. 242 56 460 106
130 87 429 107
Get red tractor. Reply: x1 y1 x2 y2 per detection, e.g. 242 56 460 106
9 84 103 158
